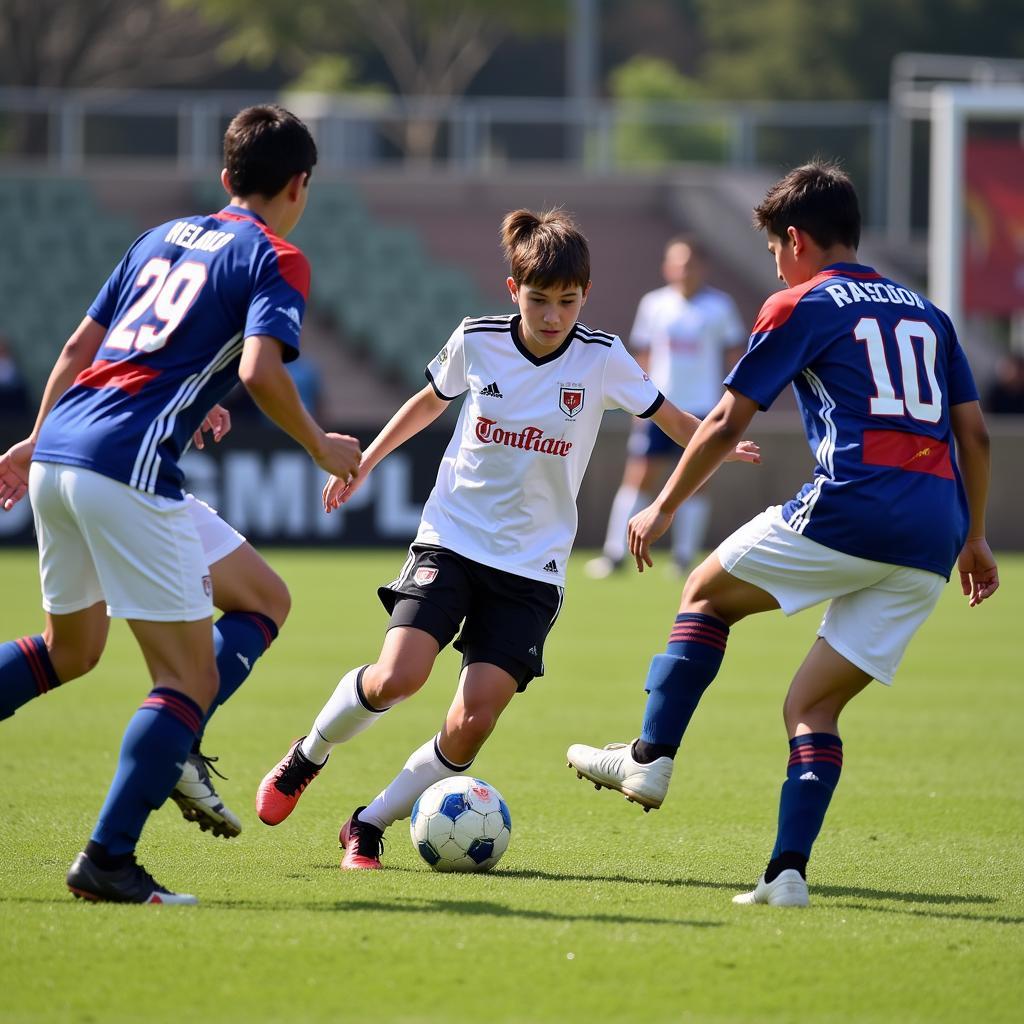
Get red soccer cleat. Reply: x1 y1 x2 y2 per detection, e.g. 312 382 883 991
339 807 385 870
255 737 325 825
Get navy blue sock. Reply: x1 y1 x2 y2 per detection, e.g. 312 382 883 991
91 688 202 857
0 636 62 720
636 613 729 758
198 612 279 745
769 733 844 868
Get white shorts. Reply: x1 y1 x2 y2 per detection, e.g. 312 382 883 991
185 493 246 565
716 505 946 684
30 462 220 622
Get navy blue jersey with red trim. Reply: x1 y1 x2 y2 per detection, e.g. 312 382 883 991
725 262 978 578
34 205 308 499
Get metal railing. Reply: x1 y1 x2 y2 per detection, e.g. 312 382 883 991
0 87 890 226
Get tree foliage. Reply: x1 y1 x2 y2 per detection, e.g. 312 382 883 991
185 0 561 158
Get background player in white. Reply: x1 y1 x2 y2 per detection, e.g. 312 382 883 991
586 236 745 579
567 162 998 907
0 104 361 904
255 208 760 869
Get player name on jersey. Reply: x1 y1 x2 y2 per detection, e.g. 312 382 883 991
163 221 235 252
474 417 573 457
823 281 925 309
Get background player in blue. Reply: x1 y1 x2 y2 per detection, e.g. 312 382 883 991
0 104 361 904
567 161 999 907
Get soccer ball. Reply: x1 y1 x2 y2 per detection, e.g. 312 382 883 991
410 776 512 872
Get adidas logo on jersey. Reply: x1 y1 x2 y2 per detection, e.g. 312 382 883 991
480 381 503 398
543 560 558 573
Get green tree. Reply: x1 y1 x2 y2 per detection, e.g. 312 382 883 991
184 0 561 160
608 55 728 165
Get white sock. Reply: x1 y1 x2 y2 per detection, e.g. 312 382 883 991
602 486 648 562
359 734 473 831
300 665 385 764
671 495 711 568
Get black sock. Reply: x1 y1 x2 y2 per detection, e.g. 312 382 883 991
85 839 133 871
764 850 808 883
632 738 677 764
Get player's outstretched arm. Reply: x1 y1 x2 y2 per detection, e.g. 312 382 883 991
324 385 449 511
240 335 362 481
649 399 760 464
950 400 998 606
629 389 759 571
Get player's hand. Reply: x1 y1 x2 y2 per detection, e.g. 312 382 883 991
0 438 34 511
724 439 761 464
192 405 231 450
313 432 362 486
323 464 369 512
627 504 675 573
958 537 999 607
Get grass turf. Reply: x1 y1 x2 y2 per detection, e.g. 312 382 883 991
0 548 1021 1023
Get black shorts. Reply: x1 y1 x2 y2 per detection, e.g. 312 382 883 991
378 544 564 691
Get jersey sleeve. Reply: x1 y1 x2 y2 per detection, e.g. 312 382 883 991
724 292 819 409
936 310 980 406
243 243 310 361
87 231 152 327
425 320 469 401
602 336 663 417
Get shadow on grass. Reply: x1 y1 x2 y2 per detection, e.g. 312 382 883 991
201 895 723 928
301 863 1002 912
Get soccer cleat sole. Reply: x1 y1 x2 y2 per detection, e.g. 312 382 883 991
568 762 661 811
170 792 242 838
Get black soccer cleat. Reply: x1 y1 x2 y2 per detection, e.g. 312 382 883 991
66 851 198 905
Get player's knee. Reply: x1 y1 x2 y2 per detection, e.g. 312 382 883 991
364 662 429 707
262 574 291 629
448 704 499 746
47 638 104 684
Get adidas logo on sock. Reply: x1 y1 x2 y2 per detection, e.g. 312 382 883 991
236 653 251 670
799 771 820 782
543 559 558 573
480 381 503 398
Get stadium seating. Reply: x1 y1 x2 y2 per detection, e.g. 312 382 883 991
0 178 138 400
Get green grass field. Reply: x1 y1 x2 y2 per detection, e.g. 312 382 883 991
1 548 1021 1024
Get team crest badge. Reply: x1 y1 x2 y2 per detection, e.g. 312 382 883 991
559 385 585 418
437 346 449 365
414 567 438 586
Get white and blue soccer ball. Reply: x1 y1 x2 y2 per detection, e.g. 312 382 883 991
410 776 512 873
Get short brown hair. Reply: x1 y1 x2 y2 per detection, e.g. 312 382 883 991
223 104 318 200
500 208 591 289
753 161 861 249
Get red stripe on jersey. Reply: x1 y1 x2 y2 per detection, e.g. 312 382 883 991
862 429 954 480
214 210 310 300
75 359 161 396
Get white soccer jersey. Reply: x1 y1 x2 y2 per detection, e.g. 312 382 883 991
419 314 663 585
630 285 744 414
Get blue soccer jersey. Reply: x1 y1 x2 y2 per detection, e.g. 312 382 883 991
725 263 979 578
34 205 308 499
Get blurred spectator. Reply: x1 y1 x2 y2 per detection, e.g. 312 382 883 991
0 335 32 418
985 353 1024 415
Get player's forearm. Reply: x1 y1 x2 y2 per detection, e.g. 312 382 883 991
950 400 991 539
361 387 448 473
955 431 990 539
649 400 702 448
241 362 329 460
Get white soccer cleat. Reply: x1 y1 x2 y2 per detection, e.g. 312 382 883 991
732 870 810 907
171 751 242 838
566 740 672 811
